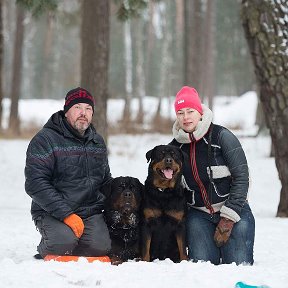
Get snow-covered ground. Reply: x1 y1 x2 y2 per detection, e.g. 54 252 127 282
1 92 287 288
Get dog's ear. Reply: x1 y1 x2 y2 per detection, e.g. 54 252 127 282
100 179 113 199
141 182 145 198
135 178 145 197
146 148 154 163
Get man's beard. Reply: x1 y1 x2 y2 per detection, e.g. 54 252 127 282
73 119 90 135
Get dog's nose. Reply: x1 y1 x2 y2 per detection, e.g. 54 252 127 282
123 190 132 198
165 157 173 164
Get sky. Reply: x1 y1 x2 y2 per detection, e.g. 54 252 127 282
0 92 287 288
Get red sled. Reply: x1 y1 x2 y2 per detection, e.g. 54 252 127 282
44 254 111 263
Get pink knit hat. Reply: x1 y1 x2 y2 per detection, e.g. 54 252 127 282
174 86 203 114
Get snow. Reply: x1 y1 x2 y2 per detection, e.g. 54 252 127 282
1 91 288 288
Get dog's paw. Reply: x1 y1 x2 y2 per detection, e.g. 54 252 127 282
180 255 189 261
110 256 124 265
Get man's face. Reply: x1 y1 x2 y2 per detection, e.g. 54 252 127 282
65 103 93 135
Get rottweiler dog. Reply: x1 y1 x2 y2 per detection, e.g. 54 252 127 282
142 145 188 262
102 176 144 265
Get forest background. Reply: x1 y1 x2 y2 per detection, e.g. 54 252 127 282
0 0 288 217
1 0 256 136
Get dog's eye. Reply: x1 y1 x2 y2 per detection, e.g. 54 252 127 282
120 182 126 189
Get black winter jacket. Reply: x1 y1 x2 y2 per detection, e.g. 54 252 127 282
170 106 249 222
25 111 112 221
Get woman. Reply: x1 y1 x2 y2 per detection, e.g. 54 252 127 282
169 86 255 265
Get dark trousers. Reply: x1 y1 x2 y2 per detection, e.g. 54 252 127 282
35 213 111 258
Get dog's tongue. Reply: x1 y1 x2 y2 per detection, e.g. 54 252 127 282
162 168 173 179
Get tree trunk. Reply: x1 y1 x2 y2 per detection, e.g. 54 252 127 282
184 0 203 92
121 20 133 125
241 0 288 217
42 12 54 99
81 0 109 143
255 91 268 136
201 0 216 110
152 3 167 124
157 2 171 97
145 1 155 97
134 17 145 124
8 5 25 136
0 0 3 132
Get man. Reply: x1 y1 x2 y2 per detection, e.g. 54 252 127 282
25 87 112 259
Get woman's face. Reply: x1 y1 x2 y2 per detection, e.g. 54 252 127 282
176 107 202 133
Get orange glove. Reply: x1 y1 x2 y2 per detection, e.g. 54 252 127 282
63 214 84 238
214 217 235 247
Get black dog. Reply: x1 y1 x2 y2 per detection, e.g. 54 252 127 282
102 176 144 264
142 145 188 262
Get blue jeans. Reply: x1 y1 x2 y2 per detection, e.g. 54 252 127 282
186 202 255 265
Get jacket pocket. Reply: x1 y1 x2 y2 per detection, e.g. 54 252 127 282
207 165 231 179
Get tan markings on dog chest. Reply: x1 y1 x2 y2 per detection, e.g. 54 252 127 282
165 210 185 222
143 208 162 219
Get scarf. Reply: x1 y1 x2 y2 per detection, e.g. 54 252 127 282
172 105 215 214
172 104 213 143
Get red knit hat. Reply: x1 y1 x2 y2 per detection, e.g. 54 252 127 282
174 86 203 114
64 87 95 113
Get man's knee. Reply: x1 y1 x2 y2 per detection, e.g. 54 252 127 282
72 236 111 257
37 225 78 257
79 214 112 255
88 230 111 256
87 234 112 255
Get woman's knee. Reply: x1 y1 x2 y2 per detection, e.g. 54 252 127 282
221 214 255 265
186 210 220 264
233 210 255 240
186 210 216 239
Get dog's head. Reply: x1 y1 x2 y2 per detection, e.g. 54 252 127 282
146 145 184 190
102 176 143 227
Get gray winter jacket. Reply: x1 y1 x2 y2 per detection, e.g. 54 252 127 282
170 105 249 222
25 111 112 221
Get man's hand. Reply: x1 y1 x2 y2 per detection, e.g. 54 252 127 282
214 217 234 247
63 214 84 238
